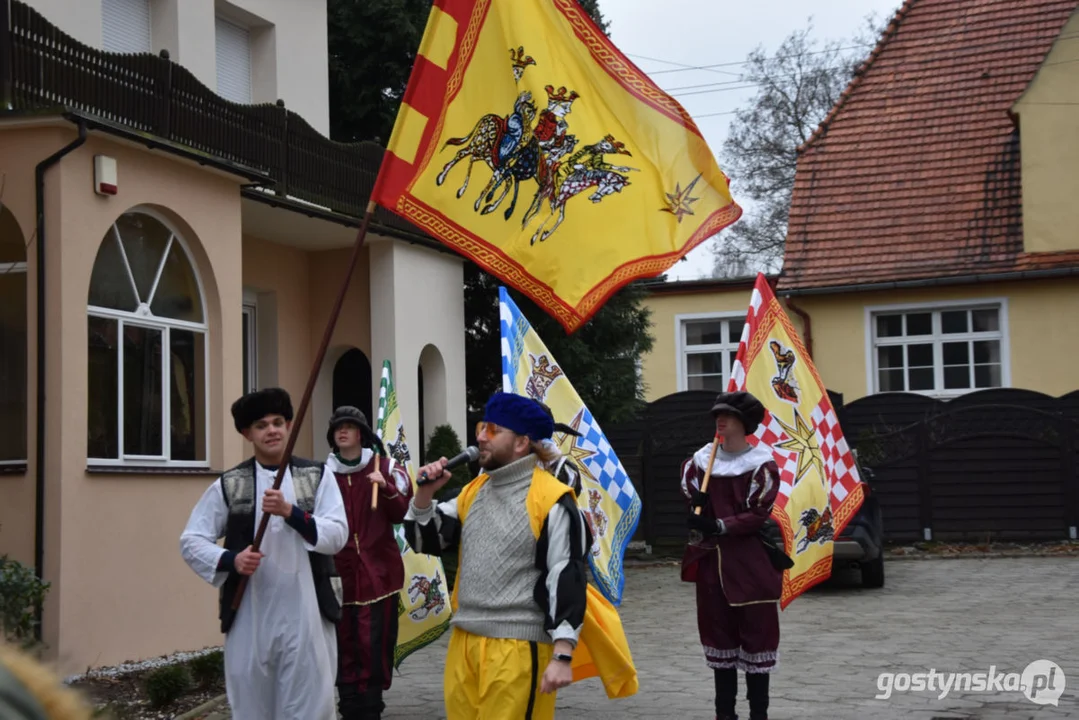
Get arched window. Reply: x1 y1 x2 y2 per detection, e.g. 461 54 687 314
87 211 207 464
0 207 27 465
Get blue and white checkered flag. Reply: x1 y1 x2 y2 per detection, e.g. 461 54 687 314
499 287 641 605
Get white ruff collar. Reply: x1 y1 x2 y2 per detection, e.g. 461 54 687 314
693 443 774 477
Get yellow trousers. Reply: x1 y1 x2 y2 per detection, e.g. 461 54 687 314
444 628 557 720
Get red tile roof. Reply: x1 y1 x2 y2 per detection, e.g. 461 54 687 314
779 0 1079 292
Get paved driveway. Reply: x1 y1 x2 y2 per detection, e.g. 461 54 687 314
380 558 1078 719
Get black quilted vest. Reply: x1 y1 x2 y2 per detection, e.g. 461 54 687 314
218 457 340 633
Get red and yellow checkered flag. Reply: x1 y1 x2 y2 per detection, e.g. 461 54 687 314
727 274 866 607
371 0 741 332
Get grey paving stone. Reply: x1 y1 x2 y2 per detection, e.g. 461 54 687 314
212 558 1079 719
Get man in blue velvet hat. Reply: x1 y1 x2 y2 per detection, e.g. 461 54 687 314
403 391 591 719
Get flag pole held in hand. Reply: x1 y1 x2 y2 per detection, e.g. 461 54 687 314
231 200 379 612
371 449 380 511
694 432 723 516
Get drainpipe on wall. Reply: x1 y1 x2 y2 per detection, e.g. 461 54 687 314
33 122 87 641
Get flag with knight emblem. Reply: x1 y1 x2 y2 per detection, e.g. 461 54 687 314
375 360 452 666
499 286 641 605
727 274 866 607
371 0 742 332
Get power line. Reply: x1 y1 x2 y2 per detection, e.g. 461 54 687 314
673 84 759 98
691 110 738 119
625 52 742 79
644 43 874 75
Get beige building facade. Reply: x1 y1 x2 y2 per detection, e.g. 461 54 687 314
24 0 331 133
0 0 465 676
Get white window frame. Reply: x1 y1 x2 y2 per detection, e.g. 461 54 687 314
863 298 1011 398
0 261 27 465
242 290 258 393
87 208 210 468
675 311 745 392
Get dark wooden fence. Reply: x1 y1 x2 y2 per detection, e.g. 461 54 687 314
838 389 1079 543
605 389 1079 548
0 0 419 235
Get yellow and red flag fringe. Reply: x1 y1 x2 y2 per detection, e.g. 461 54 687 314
728 274 866 608
372 0 741 332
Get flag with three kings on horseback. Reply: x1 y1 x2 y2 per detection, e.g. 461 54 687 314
371 0 742 332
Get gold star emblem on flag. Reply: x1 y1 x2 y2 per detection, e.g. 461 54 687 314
775 410 825 488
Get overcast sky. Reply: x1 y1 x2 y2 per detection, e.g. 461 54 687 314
600 0 902 280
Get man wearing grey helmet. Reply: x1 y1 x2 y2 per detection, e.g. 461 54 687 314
326 406 412 720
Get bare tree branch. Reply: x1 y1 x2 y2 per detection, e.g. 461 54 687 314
711 16 885 278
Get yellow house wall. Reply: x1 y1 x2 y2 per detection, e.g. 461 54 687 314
640 287 805 402
793 279 1079 402
642 278 1079 406
1013 9 1079 254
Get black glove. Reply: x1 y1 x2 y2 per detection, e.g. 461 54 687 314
690 490 709 510
687 513 719 535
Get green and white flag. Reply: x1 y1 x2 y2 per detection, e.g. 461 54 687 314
376 360 452 667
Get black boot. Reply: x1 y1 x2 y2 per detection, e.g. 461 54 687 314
337 685 364 720
746 672 769 720
714 667 738 720
358 689 386 720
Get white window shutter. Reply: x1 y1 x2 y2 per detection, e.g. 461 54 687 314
215 17 252 104
102 0 152 54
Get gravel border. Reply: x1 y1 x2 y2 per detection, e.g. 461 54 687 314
63 646 223 684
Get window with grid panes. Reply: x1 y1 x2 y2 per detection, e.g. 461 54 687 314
87 211 208 465
681 316 745 391
871 306 1003 395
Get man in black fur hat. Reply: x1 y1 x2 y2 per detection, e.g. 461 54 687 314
179 388 349 720
680 391 783 720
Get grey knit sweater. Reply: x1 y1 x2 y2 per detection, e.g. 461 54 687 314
451 455 548 642
403 453 589 646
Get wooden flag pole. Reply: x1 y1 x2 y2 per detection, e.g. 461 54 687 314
694 432 723 516
231 200 378 612
371 448 380 511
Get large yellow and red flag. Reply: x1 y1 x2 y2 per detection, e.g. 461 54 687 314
371 0 742 331
728 274 866 607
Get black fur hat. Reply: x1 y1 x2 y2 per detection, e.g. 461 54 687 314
710 391 766 435
231 388 293 432
327 405 385 455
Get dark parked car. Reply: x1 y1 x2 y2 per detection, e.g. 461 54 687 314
763 452 884 588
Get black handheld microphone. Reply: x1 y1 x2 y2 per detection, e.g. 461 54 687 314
417 446 479 486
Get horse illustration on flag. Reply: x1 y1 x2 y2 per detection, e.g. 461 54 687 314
499 287 641 605
376 361 452 666
435 45 637 245
727 274 866 608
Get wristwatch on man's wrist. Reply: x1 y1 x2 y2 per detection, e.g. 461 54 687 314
553 652 573 664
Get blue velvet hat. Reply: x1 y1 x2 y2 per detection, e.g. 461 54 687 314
484 392 554 441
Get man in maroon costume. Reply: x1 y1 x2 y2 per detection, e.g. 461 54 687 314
325 406 412 720
681 391 783 720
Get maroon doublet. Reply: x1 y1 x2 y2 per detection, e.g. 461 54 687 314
680 444 783 673
331 454 412 698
